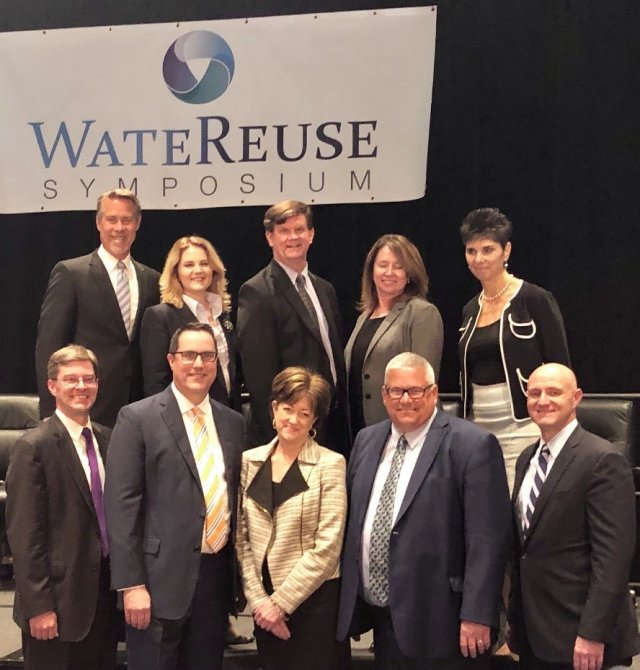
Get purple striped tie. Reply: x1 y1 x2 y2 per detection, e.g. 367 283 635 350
82 427 109 556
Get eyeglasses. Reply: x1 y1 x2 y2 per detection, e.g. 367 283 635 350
56 375 98 387
383 384 434 400
172 350 218 363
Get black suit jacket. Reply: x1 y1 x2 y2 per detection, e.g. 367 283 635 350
35 250 160 428
6 414 111 641
508 424 639 664
140 302 241 410
337 411 511 659
237 260 349 454
104 387 245 620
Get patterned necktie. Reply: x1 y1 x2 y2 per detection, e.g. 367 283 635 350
295 274 321 333
522 444 551 533
369 435 409 604
81 427 109 556
116 261 132 339
190 407 228 552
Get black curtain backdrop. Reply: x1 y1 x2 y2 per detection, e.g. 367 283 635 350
1 0 638 395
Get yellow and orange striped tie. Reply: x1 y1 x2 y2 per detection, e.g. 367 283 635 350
189 407 228 552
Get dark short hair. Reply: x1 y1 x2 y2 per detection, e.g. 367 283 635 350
460 208 513 247
47 344 98 380
169 322 216 354
263 200 313 232
270 367 331 423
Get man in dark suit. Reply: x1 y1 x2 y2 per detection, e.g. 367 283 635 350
6 345 117 670
508 363 639 670
237 199 350 455
337 352 511 669
104 322 244 670
35 187 160 428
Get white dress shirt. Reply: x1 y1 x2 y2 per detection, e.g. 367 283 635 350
55 409 105 489
275 259 337 383
517 418 578 523
97 245 139 328
171 383 229 553
361 409 437 604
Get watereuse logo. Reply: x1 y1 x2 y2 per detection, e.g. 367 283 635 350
162 30 235 104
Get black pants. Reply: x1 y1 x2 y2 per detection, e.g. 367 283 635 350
125 549 230 670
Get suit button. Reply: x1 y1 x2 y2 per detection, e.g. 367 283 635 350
521 553 527 559
365 394 371 399
364 374 370 380
194 545 200 552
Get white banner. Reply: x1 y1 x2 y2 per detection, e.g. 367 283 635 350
0 8 437 213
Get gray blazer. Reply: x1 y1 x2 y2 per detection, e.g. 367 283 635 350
345 297 443 427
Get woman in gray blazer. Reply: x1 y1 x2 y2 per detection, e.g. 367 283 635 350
345 234 443 437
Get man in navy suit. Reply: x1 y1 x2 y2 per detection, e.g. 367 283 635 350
35 187 160 428
104 322 244 670
337 352 511 669
237 199 350 455
508 363 639 670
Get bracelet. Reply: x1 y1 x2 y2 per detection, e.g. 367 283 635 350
270 599 288 621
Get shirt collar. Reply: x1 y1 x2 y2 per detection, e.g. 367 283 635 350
183 292 223 318
274 258 309 285
390 407 438 450
55 408 92 441
170 383 211 418
98 244 132 272
539 417 578 459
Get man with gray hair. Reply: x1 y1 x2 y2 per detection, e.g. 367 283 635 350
338 352 511 669
35 188 160 427
7 345 117 670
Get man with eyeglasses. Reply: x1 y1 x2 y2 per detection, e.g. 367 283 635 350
338 352 511 670
508 363 639 670
105 322 245 670
35 187 160 428
237 199 350 455
6 344 118 670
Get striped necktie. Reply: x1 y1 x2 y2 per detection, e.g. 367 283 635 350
295 274 321 334
190 407 228 552
116 260 132 339
522 444 551 533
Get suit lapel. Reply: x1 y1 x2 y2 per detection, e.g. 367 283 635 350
50 414 97 518
513 443 536 545
355 423 392 530
395 411 448 525
211 400 238 492
89 251 129 339
130 259 153 335
365 301 405 361
524 426 581 541
160 389 202 488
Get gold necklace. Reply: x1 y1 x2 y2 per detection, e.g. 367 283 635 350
481 276 512 302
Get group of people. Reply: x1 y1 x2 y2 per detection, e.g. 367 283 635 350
4 188 638 670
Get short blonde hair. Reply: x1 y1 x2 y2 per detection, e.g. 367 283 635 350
359 234 429 313
96 188 141 218
270 367 331 423
159 236 231 312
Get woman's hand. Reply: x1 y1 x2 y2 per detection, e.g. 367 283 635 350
253 599 291 640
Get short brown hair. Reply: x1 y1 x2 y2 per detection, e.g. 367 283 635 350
263 200 313 232
96 188 141 219
359 234 429 313
168 322 216 354
47 344 98 380
159 236 231 312
270 367 331 423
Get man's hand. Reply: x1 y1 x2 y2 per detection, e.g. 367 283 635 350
459 620 491 658
573 635 604 670
253 599 291 640
29 611 58 640
123 585 152 630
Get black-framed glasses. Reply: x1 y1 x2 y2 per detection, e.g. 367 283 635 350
172 350 218 363
56 375 98 387
383 384 434 400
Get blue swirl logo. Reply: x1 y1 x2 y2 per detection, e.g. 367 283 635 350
163 30 235 104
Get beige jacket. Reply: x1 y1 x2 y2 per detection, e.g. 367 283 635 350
236 437 347 615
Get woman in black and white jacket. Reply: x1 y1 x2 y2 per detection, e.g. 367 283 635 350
458 208 570 492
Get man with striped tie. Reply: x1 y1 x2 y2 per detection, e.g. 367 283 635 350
104 322 245 670
509 363 639 670
35 188 160 428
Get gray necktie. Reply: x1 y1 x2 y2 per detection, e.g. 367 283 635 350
522 444 550 533
369 435 409 604
116 261 132 339
295 274 320 333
